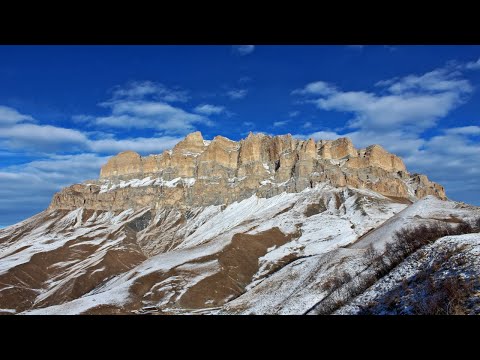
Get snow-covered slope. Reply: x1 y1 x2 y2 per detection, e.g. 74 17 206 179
337 232 480 315
0 185 479 315
222 197 480 315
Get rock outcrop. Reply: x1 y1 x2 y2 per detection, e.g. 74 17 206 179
49 132 446 211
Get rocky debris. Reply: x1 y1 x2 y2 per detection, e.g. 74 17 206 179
50 132 446 211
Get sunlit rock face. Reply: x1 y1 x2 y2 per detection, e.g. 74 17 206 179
50 132 445 212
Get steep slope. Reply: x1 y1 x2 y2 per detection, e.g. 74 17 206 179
0 185 404 314
222 197 480 314
337 232 480 315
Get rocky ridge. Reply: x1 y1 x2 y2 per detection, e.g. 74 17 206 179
49 132 445 211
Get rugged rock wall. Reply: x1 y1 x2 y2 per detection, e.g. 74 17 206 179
49 132 446 211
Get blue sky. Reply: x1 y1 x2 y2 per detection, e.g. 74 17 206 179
1 45 479 226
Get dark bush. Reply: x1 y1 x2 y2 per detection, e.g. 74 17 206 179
322 270 352 292
412 275 475 315
475 217 480 231
363 243 376 266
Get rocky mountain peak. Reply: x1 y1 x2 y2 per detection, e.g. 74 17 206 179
50 132 446 212
173 131 205 153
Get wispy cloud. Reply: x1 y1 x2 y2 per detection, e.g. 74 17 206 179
88 136 182 154
444 125 480 135
0 107 88 152
294 66 472 133
110 80 189 103
0 124 88 152
288 111 300 117
292 81 336 96
238 76 252 84
193 104 226 115
74 81 214 134
0 104 194 155
232 45 255 56
72 114 95 123
0 105 34 125
294 131 343 141
273 120 289 127
346 45 364 50
465 57 480 70
227 89 248 100
302 121 312 128
95 100 211 133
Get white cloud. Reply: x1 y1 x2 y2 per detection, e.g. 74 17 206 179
377 68 472 94
0 101 200 156
95 100 211 134
0 105 34 126
444 126 480 136
88 136 182 155
194 104 225 115
0 117 182 156
302 121 312 128
273 120 289 127
294 131 343 141
346 45 364 50
80 81 214 134
292 81 336 96
227 89 248 100
322 91 461 132
288 111 300 117
110 80 189 103
0 123 88 152
465 58 480 70
243 121 254 128
233 45 255 56
294 66 472 134
72 114 95 123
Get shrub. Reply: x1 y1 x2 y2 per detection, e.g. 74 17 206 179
322 270 352 292
363 243 376 266
412 275 475 315
475 217 480 231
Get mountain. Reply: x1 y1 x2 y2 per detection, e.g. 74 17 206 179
0 132 478 315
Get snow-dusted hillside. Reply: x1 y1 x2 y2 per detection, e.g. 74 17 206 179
337 232 480 315
0 185 479 315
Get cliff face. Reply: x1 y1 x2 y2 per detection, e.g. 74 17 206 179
49 132 446 211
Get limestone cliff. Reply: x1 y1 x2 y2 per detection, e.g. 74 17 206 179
49 132 446 211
